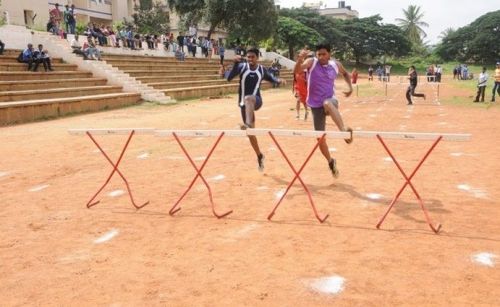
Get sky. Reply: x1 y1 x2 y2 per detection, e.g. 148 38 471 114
277 0 498 44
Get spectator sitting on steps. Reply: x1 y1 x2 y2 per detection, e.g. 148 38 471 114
33 44 53 72
83 36 101 60
19 43 35 71
174 46 185 62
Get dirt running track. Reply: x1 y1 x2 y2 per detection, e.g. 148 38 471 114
1 80 499 306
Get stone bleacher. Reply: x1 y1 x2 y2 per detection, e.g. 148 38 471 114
0 49 141 125
101 54 293 100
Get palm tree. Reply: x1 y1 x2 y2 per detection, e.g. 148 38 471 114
438 27 455 41
395 5 429 47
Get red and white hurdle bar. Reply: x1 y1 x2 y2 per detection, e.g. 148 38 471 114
69 128 470 233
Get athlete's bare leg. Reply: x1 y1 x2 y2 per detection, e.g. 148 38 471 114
323 98 346 131
243 95 262 157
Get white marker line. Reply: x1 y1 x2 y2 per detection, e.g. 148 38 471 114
108 190 125 197
29 184 50 192
472 252 497 267
257 186 269 191
450 152 464 157
369 114 377 118
275 189 286 200
194 156 206 161
383 157 393 162
437 122 448 125
94 229 119 244
210 174 225 181
366 193 383 200
329 147 337 152
137 153 149 159
0 171 9 178
308 276 346 295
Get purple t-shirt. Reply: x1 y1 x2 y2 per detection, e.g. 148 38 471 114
306 58 339 108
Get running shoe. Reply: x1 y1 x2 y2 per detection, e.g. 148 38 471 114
257 154 265 172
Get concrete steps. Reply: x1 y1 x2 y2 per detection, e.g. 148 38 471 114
0 85 124 102
0 49 142 125
0 63 78 71
0 92 141 125
0 78 108 91
0 71 93 81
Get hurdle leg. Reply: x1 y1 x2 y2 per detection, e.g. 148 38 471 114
86 131 149 209
169 132 232 218
267 132 329 223
375 135 443 233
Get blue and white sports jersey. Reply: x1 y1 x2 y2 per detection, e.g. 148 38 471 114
227 62 278 106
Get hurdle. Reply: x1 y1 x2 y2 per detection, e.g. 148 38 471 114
248 129 470 231
68 128 155 209
70 128 471 233
155 129 247 219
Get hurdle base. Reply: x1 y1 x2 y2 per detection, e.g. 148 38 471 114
376 222 442 234
216 210 233 219
136 201 150 210
87 200 100 208
169 207 182 216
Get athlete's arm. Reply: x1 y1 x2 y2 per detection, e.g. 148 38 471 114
336 60 353 97
227 58 243 81
294 49 313 75
263 67 285 85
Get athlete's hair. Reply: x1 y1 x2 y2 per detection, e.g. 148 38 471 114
315 43 331 53
247 48 260 58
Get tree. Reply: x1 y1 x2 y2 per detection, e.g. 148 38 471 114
435 10 500 63
167 0 278 40
279 8 345 54
396 5 429 50
438 27 455 41
276 16 324 59
133 0 170 34
342 15 411 64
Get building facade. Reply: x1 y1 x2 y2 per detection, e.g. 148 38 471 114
302 1 359 20
0 0 226 39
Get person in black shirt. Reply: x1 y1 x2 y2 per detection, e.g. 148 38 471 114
227 48 285 171
406 65 426 105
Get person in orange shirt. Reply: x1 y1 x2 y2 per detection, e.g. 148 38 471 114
351 68 359 84
293 53 312 120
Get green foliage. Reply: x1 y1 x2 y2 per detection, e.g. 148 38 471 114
276 8 411 62
75 22 87 35
133 0 170 34
395 5 429 52
168 0 277 40
276 16 324 59
279 8 344 52
435 10 500 64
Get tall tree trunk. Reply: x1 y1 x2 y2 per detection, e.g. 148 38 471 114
207 24 216 40
289 44 294 60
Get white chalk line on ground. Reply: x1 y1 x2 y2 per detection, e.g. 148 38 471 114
275 189 286 200
306 275 346 295
471 252 497 267
94 229 119 244
457 184 489 199
366 193 383 200
0 171 9 178
137 152 150 159
29 184 50 192
108 190 125 197
209 174 225 181
257 186 269 191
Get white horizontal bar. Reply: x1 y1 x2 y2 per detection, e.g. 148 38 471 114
68 128 155 135
69 128 471 142
354 131 470 141
247 128 351 138
155 129 247 137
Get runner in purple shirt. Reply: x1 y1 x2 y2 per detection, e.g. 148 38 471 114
294 44 353 177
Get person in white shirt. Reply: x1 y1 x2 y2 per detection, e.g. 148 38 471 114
435 65 443 82
474 67 488 102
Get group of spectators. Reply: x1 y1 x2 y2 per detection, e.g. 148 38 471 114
367 65 392 81
48 3 76 36
453 64 473 80
426 64 443 82
17 44 53 72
